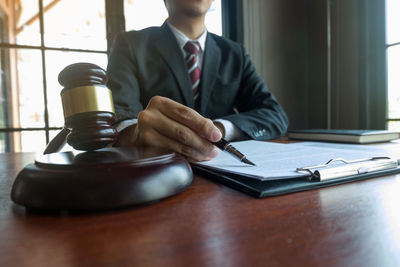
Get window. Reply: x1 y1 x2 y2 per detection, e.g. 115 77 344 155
0 0 107 152
386 0 400 130
0 0 224 152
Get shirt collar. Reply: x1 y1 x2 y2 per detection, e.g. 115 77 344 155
167 21 207 52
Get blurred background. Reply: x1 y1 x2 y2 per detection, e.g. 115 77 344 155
0 0 398 152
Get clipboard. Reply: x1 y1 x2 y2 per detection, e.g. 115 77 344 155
192 156 400 198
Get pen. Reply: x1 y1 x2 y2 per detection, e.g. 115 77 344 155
212 138 256 166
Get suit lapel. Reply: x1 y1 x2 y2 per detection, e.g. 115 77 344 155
152 23 194 108
199 35 221 114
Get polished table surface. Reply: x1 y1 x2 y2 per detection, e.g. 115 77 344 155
1 151 400 267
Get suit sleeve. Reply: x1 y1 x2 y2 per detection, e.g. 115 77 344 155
106 33 143 123
221 46 289 140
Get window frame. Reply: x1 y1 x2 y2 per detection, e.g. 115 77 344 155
0 6 11 151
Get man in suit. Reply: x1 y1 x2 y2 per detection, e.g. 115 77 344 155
107 0 288 162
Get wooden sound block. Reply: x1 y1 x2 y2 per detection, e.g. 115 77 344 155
11 147 193 211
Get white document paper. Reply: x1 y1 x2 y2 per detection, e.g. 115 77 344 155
194 141 398 181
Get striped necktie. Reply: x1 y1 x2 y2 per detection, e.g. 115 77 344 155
184 41 201 109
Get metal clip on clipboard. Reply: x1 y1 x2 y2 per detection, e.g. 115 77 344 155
297 157 399 181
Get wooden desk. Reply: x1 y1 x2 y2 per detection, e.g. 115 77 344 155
1 152 400 267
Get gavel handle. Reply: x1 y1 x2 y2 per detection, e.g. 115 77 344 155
43 128 71 154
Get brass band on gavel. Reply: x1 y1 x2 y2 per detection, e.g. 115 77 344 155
61 85 115 119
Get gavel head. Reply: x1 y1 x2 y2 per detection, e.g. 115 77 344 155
59 63 118 151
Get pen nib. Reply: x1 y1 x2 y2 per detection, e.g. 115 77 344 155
242 158 256 166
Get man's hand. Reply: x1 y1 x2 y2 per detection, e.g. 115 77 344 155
117 96 223 162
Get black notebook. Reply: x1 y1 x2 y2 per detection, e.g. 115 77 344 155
287 129 400 144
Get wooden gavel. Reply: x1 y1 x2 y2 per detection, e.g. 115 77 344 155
12 62 193 211
44 63 118 153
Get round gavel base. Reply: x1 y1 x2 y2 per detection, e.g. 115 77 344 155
11 147 193 211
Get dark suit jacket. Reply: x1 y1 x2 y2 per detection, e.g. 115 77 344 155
107 22 288 140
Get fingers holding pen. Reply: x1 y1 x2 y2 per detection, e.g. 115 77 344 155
148 96 222 142
135 119 218 161
140 130 217 162
136 98 219 160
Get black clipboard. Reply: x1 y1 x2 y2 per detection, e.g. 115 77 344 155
192 157 400 198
